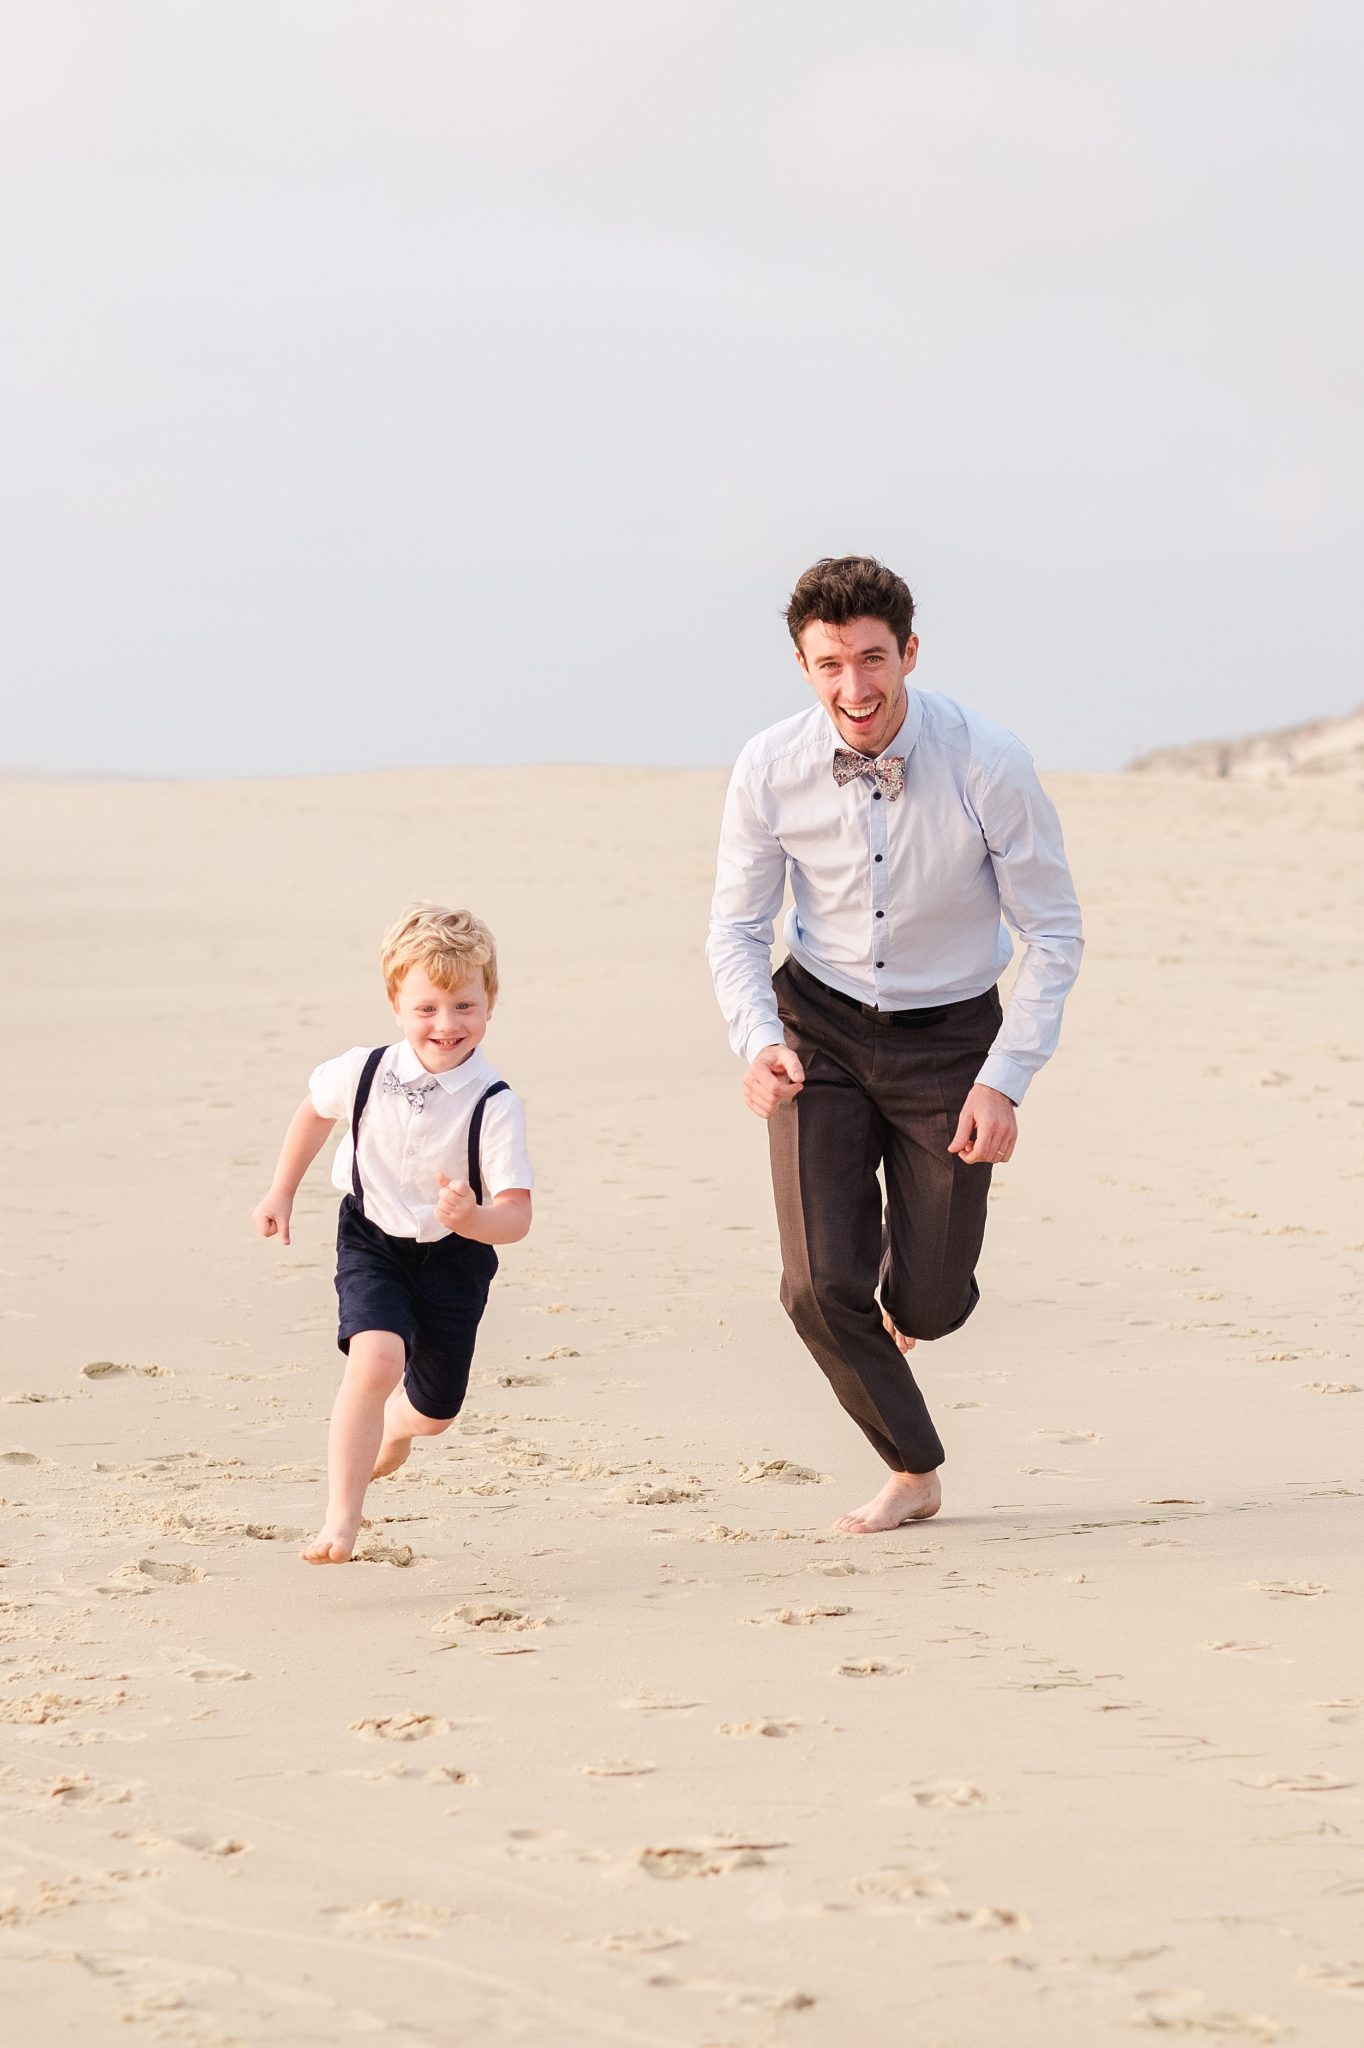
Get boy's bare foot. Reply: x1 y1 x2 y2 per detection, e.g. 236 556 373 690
836 1470 941 1535
301 1517 361 1564
371 1432 413 1479
881 1309 916 1354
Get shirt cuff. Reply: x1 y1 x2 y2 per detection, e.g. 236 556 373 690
743 1022 787 1064
975 1053 1032 1105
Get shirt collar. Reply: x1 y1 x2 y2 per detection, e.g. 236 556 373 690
823 686 923 762
392 1040 493 1095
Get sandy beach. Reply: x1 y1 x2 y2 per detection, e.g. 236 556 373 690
1 764 1361 2046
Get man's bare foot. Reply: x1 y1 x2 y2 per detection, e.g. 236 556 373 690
371 1433 413 1479
881 1309 916 1354
836 1470 941 1535
301 1517 361 1564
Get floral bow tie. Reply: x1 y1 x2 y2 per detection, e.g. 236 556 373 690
383 1068 438 1112
832 748 905 801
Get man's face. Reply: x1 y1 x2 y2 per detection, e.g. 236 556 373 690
796 616 919 757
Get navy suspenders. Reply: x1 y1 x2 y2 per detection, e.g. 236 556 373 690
349 1047 387 1215
349 1047 509 1220
464 1080 509 1204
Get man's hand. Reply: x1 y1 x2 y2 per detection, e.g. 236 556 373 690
252 1189 294 1244
949 1083 1017 1165
744 1044 805 1120
435 1174 478 1234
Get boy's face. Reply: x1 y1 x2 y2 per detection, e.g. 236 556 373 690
392 965 492 1074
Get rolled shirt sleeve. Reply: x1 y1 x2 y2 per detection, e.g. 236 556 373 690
307 1046 369 1124
476 1090 534 1196
972 746 1084 1104
706 754 790 1063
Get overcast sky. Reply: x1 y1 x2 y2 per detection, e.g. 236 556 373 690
2 1 1360 776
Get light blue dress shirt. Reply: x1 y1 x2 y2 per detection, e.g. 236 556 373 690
706 690 1084 1104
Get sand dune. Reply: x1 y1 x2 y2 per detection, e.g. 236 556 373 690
1129 702 1364 783
1 766 1361 2045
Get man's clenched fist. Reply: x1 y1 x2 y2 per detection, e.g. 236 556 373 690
743 1044 805 1120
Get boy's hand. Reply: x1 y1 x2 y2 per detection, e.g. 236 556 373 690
252 1190 293 1244
435 1174 478 1234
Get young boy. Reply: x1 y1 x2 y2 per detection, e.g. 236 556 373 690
252 904 532 1564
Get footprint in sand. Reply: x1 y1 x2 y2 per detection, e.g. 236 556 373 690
849 1866 949 1907
717 1718 799 1739
99 1560 206 1596
1300 1961 1364 1996
836 1659 904 1678
1133 1989 1284 2040
595 1928 689 1953
578 1759 656 1777
738 1459 826 1486
618 1480 705 1506
164 1828 248 1858
80 1361 172 1380
620 1695 701 1714
1247 1772 1354 1793
1 1449 48 1466
324 1897 458 1937
179 1665 254 1684
351 1712 450 1741
1204 1640 1270 1654
42 1772 137 1805
746 1605 852 1627
637 1838 786 1880
433 1602 547 1634
1033 1429 1102 1445
906 1781 997 1810
353 1539 417 1568
1249 1580 1329 1598
934 1903 1032 1931
1301 1381 1361 1395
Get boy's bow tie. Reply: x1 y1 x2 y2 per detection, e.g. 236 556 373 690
383 1068 438 1112
832 748 905 800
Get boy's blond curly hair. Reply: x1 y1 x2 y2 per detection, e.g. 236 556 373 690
380 903 498 1004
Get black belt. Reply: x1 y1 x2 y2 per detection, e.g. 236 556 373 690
787 955 987 1029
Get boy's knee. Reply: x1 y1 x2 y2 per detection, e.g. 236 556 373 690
410 1411 455 1437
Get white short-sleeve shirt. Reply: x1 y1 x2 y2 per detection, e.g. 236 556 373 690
308 1042 532 1244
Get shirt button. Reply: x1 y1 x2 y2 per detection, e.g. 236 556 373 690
875 960 885 969
874 853 883 862
875 909 885 918
872 790 882 800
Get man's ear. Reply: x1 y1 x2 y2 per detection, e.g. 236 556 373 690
901 632 920 677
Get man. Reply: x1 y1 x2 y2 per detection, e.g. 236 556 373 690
707 556 1082 1533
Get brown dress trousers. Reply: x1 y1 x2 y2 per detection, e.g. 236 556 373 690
768 957 1003 1473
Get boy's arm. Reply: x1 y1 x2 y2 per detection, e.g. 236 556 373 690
434 1180 532 1245
252 1097 336 1245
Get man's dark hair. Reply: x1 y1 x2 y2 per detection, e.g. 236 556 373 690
785 556 916 655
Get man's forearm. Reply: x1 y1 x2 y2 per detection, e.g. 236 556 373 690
976 930 1084 1103
706 917 785 1062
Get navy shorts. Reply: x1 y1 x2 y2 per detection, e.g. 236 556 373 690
334 1195 498 1420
